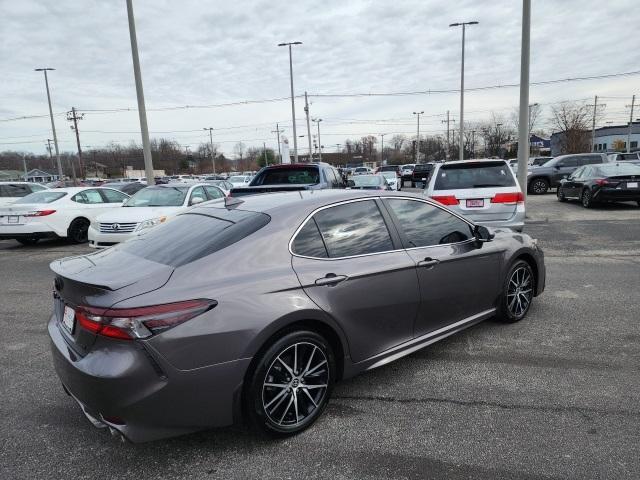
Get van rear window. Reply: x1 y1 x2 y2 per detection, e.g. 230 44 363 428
434 162 516 190
117 208 270 267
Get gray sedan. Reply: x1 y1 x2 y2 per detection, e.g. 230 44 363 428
48 190 545 442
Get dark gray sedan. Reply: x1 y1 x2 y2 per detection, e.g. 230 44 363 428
48 190 545 442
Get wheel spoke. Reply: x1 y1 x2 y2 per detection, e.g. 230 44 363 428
302 346 316 377
293 344 298 375
305 360 327 377
278 394 295 425
264 383 289 389
265 387 289 410
303 384 327 390
277 356 294 377
293 390 300 424
301 387 318 407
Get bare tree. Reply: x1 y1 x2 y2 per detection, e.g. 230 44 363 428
478 114 515 158
511 103 543 134
550 102 591 154
390 134 406 152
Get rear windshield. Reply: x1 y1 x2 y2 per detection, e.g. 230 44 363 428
595 164 640 176
15 191 67 204
414 164 433 172
117 209 271 267
434 162 516 190
253 167 319 185
126 186 188 207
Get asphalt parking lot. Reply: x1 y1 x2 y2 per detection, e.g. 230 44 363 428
1 193 639 480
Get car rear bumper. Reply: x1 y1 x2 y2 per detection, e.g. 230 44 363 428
0 223 59 240
48 314 251 442
593 188 640 202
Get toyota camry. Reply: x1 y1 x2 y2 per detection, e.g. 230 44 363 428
49 190 545 442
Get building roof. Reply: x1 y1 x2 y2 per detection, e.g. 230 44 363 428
594 122 640 138
25 168 57 177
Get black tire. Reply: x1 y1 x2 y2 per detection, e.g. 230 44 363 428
411 181 416 188
581 188 594 208
67 218 90 244
528 178 549 195
496 259 535 323
244 330 336 436
16 237 39 246
556 186 567 202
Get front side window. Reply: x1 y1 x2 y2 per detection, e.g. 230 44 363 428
189 187 207 205
100 188 129 203
204 186 224 200
386 199 473 247
311 200 394 258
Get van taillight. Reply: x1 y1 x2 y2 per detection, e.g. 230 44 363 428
76 299 217 340
431 195 459 206
491 192 524 204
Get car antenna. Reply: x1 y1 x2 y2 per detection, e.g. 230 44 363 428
224 196 244 208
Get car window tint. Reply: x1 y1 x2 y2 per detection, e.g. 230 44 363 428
117 209 271 267
1 184 31 197
190 187 207 205
434 162 515 190
313 200 393 258
557 157 578 167
292 218 328 258
101 188 129 203
73 189 103 204
204 186 224 200
386 199 473 247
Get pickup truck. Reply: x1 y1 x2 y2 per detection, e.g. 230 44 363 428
229 162 345 197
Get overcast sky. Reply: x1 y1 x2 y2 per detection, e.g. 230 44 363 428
1 0 639 157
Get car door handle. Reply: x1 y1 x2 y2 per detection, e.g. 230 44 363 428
315 274 348 286
417 257 440 268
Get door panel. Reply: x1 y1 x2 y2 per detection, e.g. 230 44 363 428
292 252 420 362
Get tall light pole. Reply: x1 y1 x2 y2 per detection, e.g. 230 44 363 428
203 127 216 174
516 0 531 200
126 0 155 185
278 41 302 163
35 68 63 180
450 20 478 160
413 111 424 163
380 133 386 165
312 118 323 161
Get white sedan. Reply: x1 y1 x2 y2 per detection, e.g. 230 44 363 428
88 183 225 248
228 175 252 188
0 182 49 207
0 187 130 245
380 171 401 191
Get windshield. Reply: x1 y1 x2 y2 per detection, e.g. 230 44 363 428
352 175 383 186
125 186 188 207
434 162 516 190
15 191 67 204
254 167 319 185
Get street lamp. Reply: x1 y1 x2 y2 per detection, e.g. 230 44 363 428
278 41 302 163
312 118 323 161
203 127 216 174
413 111 424 163
35 68 63 180
449 20 479 160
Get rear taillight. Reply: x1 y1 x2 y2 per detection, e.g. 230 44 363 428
595 179 615 186
25 209 56 217
491 192 524 204
431 195 459 206
76 299 216 340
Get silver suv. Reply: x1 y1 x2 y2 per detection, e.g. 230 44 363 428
424 160 525 231
527 153 608 194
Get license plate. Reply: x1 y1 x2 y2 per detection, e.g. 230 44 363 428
8 215 19 223
466 199 484 208
627 182 638 188
62 305 75 333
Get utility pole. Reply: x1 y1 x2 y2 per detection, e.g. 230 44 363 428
627 95 636 153
413 111 424 163
471 130 476 158
304 91 313 161
588 95 604 152
203 127 216 174
271 124 284 163
46 138 55 171
67 107 85 178
516 0 531 200
278 41 302 162
380 133 386 165
126 0 155 185
313 118 323 161
35 68 64 180
450 21 478 161
263 142 269 166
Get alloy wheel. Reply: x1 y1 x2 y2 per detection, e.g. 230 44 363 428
531 179 548 194
582 189 593 208
506 266 533 318
262 342 329 427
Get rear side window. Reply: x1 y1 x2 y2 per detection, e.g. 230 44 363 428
100 188 129 203
72 189 104 204
312 200 394 258
253 167 320 186
556 157 578 167
434 162 516 190
386 199 473 247
117 209 271 267
579 155 604 165
292 219 328 258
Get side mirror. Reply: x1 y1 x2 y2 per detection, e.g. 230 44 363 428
474 225 494 243
190 196 205 206
347 180 355 188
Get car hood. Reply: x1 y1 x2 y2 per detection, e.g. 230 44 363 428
95 206 184 223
